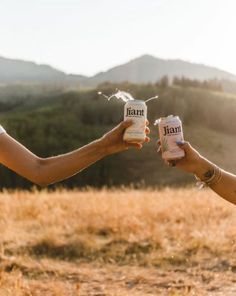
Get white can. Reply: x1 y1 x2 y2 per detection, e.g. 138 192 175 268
158 115 185 160
123 100 147 143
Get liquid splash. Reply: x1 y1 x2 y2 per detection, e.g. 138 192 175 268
98 90 158 103
145 95 159 103
154 119 160 126
98 90 135 103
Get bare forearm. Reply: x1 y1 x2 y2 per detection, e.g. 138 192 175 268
38 138 107 186
0 133 108 186
195 157 236 205
0 120 143 187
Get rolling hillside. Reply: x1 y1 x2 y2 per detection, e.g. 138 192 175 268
0 56 87 85
1 55 235 88
84 55 236 86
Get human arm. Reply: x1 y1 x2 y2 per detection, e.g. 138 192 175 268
173 141 236 205
0 120 150 186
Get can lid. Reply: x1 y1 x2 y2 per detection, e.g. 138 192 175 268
161 115 179 119
154 115 180 125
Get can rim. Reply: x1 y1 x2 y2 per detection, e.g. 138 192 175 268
159 115 180 120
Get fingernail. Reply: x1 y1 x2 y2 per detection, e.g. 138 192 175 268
176 141 184 146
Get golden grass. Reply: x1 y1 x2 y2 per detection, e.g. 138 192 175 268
0 188 235 295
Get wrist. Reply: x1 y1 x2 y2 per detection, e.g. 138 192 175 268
96 137 112 156
194 156 215 180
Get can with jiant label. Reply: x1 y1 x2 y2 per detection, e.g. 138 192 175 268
157 115 185 160
123 100 147 143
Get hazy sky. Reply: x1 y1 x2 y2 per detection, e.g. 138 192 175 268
1 0 236 76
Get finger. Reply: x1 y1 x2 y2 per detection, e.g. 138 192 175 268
170 160 177 167
145 136 150 143
164 160 170 166
164 160 174 167
156 140 161 153
118 119 133 131
146 119 149 126
136 144 142 150
145 127 150 134
176 141 191 152
126 142 142 149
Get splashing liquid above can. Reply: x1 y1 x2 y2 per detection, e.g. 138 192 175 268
98 90 135 102
98 90 158 143
98 90 158 103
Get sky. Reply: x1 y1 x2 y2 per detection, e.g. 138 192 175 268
1 0 236 76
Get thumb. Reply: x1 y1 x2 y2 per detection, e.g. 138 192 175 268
118 119 133 131
176 141 191 152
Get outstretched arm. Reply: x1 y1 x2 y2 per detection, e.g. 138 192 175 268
0 121 150 186
174 142 236 205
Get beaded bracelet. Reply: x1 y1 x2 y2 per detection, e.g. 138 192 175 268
195 165 223 189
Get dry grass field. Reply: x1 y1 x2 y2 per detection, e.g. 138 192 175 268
0 188 235 295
